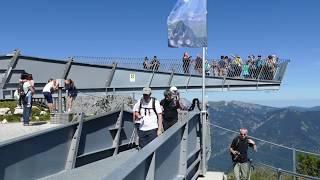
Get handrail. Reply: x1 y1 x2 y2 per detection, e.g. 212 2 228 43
254 161 320 180
73 55 289 82
210 123 320 156
210 123 320 180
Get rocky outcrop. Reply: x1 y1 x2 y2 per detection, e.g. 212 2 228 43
0 108 10 115
72 95 135 115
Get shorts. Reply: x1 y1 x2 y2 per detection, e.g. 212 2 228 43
43 92 53 103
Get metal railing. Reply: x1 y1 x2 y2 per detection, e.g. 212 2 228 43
73 56 289 82
209 123 320 180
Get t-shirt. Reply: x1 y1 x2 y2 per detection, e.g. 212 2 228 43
230 136 249 163
23 81 31 94
160 98 180 121
43 81 54 93
133 98 162 131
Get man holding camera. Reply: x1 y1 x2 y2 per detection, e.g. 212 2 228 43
230 128 257 180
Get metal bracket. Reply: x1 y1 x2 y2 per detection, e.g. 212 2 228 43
185 74 191 90
0 49 20 89
168 69 175 87
146 152 156 180
112 104 124 156
65 113 84 170
61 58 74 79
105 62 117 91
148 70 156 88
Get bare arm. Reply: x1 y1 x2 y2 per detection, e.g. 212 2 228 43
134 111 142 122
229 146 239 155
157 113 163 135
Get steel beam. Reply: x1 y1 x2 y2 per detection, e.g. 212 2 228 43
112 105 124 156
178 123 188 178
65 113 84 170
146 152 156 180
0 49 20 89
168 69 175 87
61 58 74 79
105 62 117 91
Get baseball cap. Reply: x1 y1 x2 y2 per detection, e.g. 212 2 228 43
170 86 178 92
142 87 152 95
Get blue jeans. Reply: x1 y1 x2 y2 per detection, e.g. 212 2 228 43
23 96 32 124
27 91 32 104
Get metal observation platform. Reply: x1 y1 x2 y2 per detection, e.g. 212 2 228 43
0 50 289 179
0 50 289 99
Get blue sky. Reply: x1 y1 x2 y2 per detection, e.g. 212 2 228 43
0 0 319 107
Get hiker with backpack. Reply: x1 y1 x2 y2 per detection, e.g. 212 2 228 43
230 128 257 180
160 89 181 131
133 87 163 148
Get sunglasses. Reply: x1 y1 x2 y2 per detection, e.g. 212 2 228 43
240 133 246 136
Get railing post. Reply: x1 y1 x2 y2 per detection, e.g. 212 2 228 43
292 148 296 180
112 104 124 156
65 113 84 170
61 57 73 79
0 49 20 99
105 62 117 91
178 119 188 178
256 61 264 90
200 47 207 176
277 168 282 180
56 79 65 113
146 152 156 180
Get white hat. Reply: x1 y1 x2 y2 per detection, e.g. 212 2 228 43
142 87 152 95
170 86 178 92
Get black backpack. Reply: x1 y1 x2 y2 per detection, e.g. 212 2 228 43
18 83 27 99
138 97 158 119
161 99 179 120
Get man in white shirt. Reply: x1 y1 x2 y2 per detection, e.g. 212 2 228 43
133 87 163 148
43 79 58 113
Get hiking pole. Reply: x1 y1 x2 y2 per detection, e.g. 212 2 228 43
248 159 254 180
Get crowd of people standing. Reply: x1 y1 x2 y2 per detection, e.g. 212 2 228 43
182 52 279 80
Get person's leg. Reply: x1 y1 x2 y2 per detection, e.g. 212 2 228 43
138 130 147 148
44 92 55 113
27 91 32 105
146 129 157 145
23 98 31 125
67 96 74 112
233 163 241 180
239 162 249 180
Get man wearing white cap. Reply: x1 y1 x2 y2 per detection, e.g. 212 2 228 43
170 86 179 101
230 128 257 180
133 87 163 148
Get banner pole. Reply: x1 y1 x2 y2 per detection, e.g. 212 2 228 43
201 46 207 175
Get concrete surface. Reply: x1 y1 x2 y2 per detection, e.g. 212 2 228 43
0 122 60 142
198 171 227 180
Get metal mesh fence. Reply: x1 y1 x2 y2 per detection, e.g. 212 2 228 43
73 56 289 81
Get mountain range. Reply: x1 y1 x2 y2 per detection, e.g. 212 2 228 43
207 101 320 172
